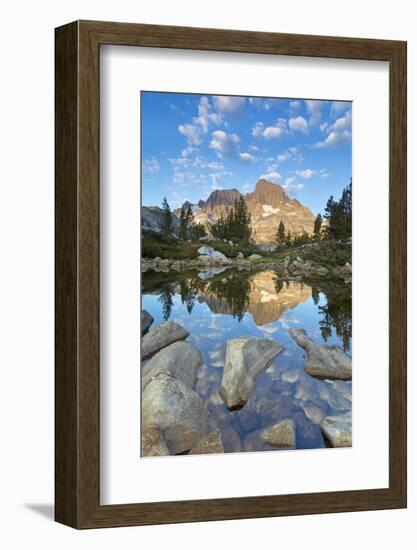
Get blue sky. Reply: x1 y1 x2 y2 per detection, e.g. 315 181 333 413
141 92 352 215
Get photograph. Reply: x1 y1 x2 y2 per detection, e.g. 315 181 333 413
140 92 352 457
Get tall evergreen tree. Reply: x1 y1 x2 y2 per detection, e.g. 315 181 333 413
340 178 352 239
159 196 173 237
178 205 187 240
210 212 226 239
233 196 252 242
190 222 207 241
323 179 352 241
209 197 252 243
314 213 323 240
185 204 194 228
285 229 292 246
276 221 286 244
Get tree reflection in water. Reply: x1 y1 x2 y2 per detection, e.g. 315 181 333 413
144 269 351 351
158 285 175 320
179 276 207 314
208 274 251 322
316 283 352 352
274 273 352 352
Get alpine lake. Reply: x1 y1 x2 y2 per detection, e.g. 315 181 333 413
141 265 352 454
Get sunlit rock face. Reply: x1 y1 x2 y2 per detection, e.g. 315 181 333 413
245 180 315 243
199 271 312 326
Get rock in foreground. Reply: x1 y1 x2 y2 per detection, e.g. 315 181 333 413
142 341 203 391
141 426 169 457
260 419 296 449
142 374 209 454
141 309 154 335
220 337 284 410
320 411 352 447
189 429 224 455
142 320 189 359
289 328 352 380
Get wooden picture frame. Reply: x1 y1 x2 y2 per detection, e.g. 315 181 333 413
55 20 407 528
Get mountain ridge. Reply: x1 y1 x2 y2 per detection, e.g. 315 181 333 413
148 179 316 243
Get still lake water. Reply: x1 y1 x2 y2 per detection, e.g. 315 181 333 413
142 267 352 453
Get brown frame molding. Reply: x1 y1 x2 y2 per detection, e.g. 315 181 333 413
55 20 407 528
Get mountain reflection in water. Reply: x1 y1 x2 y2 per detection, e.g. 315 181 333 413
143 268 351 351
141 267 352 453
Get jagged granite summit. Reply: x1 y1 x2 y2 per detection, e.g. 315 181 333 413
244 179 315 243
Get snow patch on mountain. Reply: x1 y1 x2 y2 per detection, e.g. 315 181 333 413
261 204 281 217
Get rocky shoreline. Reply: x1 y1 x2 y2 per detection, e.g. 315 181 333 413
142 245 351 283
141 312 352 457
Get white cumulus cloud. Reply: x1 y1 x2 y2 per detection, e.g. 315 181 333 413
143 156 160 174
209 130 240 157
305 99 325 126
295 168 315 178
239 152 258 163
214 96 245 114
282 176 304 193
259 170 281 183
276 146 303 164
195 96 222 132
252 118 287 140
178 123 204 146
178 96 223 145
330 101 351 118
289 115 308 133
313 110 352 149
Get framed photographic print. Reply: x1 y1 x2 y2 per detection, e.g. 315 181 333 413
55 20 407 528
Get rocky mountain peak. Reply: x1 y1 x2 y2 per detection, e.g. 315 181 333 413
249 179 287 206
203 188 241 211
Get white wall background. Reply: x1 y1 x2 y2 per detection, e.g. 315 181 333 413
0 0 415 547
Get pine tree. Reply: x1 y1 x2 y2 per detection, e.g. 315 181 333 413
178 205 187 240
226 206 235 240
322 179 352 241
285 229 292 246
340 178 352 240
190 222 207 241
293 230 310 246
209 197 251 243
159 196 173 237
185 205 194 231
276 221 286 244
314 213 323 240
234 196 252 242
210 212 226 239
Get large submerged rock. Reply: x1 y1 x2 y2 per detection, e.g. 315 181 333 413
141 426 169 457
189 429 224 455
141 309 154 335
141 341 203 391
320 411 352 447
260 419 296 449
141 320 189 359
289 328 352 380
142 374 209 454
220 337 284 410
